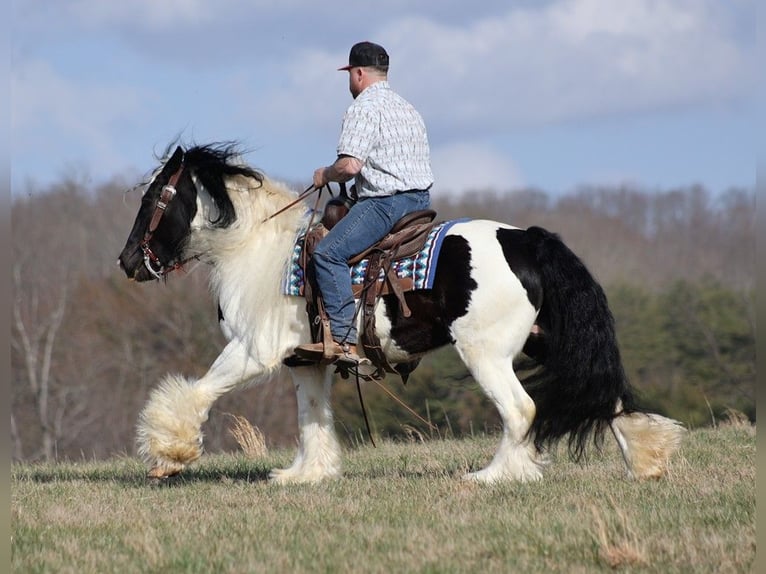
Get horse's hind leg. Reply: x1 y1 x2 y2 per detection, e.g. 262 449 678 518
457 348 543 483
611 404 685 479
269 365 341 483
451 288 543 483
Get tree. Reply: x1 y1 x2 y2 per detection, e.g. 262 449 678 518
661 280 755 418
12 265 70 460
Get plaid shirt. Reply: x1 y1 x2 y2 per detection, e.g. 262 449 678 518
337 81 434 198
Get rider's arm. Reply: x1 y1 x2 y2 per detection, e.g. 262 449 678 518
313 155 362 187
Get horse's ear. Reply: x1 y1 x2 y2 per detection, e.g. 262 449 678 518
166 145 184 172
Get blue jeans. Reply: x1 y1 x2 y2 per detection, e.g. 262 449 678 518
312 190 431 344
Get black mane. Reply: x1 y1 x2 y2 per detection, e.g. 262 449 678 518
183 142 265 228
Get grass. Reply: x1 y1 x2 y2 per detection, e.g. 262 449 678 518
11 422 755 573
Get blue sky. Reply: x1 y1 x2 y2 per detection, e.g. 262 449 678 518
11 0 756 197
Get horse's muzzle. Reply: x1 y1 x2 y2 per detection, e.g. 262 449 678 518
118 247 152 282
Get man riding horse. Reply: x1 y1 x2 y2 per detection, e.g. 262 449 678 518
294 41 434 366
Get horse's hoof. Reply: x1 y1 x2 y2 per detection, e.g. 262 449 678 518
268 469 291 483
147 464 183 479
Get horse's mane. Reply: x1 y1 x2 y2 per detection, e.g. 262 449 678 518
182 142 265 228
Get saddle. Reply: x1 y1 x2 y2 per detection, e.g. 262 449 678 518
298 202 437 381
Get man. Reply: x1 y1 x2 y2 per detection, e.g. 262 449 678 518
295 41 434 364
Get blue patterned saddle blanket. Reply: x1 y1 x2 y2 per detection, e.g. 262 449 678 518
282 219 467 297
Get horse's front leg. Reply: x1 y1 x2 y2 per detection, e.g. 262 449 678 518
269 365 341 483
137 339 273 478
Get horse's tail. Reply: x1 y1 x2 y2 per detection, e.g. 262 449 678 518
521 226 683 477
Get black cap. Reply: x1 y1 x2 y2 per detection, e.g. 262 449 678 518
338 41 389 71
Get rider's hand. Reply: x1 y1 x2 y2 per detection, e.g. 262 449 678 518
313 167 329 188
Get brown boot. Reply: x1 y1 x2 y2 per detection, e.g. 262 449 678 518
294 341 367 365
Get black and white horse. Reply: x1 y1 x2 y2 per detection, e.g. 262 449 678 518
118 143 683 483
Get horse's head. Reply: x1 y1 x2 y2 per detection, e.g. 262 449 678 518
118 145 198 281
119 142 265 281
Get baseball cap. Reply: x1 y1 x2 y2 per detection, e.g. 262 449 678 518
338 41 389 71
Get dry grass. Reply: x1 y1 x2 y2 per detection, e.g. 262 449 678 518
225 413 268 458
719 408 754 433
590 496 647 568
11 425 755 573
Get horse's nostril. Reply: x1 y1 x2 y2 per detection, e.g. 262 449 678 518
118 257 130 274
117 255 136 278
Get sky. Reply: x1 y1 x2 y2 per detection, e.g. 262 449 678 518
10 0 756 198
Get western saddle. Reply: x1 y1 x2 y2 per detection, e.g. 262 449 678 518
290 195 438 381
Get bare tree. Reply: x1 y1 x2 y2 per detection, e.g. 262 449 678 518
12 265 69 460
10 413 22 461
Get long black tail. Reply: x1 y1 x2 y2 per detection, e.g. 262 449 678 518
521 226 636 459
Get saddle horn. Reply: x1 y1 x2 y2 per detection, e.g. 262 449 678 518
321 182 355 230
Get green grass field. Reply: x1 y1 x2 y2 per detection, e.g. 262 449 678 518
12 422 754 573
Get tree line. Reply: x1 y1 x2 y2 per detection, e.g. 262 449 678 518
11 176 755 461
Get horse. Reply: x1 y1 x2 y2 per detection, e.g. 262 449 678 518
118 142 684 483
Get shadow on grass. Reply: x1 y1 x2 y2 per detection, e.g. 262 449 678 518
12 459 274 487
14 460 472 486
145 465 273 486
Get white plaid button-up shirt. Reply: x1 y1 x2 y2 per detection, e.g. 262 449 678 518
337 81 434 198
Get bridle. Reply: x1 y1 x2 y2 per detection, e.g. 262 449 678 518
139 159 190 280
139 159 334 280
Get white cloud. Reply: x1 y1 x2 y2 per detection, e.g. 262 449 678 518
11 59 149 183
9 0 754 191
64 0 310 30
228 0 752 144
385 0 752 130
66 0 214 29
241 49 349 135
431 142 523 194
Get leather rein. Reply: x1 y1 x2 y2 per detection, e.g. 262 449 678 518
261 182 339 223
139 160 195 280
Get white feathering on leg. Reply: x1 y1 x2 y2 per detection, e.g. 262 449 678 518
136 374 217 476
612 411 685 479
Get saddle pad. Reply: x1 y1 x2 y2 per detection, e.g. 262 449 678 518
282 218 469 297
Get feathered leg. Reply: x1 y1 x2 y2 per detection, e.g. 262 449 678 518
137 339 274 478
269 365 342 483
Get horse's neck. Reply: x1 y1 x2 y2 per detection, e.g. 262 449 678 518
190 175 306 335
190 175 305 258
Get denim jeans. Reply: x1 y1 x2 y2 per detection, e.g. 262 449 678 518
312 190 431 344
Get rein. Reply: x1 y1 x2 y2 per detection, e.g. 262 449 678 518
262 182 348 223
262 184 322 223
343 365 438 445
139 159 192 280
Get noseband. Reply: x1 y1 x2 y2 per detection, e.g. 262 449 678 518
139 160 187 280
